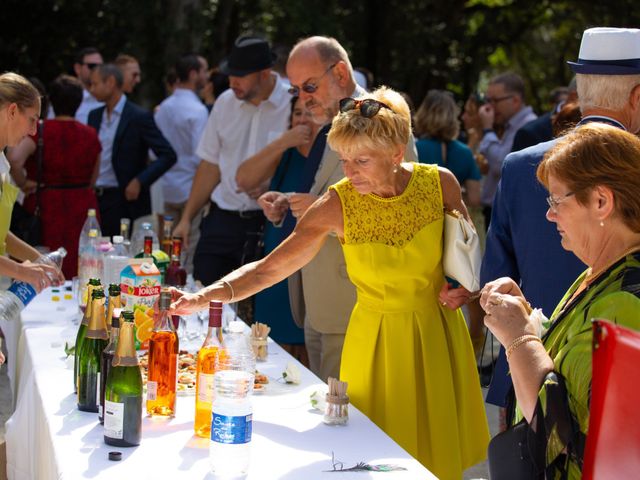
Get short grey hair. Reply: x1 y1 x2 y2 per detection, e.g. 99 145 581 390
577 73 640 112
95 63 124 89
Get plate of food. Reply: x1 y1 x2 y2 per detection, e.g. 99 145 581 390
253 370 269 393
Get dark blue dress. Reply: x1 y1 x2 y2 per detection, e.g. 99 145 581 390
415 138 481 184
254 148 306 344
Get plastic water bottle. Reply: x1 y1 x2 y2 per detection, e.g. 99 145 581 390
78 229 102 306
209 364 255 476
78 209 101 268
103 236 130 287
130 222 159 257
0 248 67 321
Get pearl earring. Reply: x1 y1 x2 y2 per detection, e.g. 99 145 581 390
600 221 604 227
392 164 399 174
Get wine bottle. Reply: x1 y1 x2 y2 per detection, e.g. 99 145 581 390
77 289 108 412
74 278 102 392
99 307 121 424
165 237 187 288
105 284 122 335
104 310 142 447
146 288 179 416
194 301 226 438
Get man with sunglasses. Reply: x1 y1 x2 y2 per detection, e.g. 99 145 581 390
259 36 417 381
72 46 104 124
478 72 536 228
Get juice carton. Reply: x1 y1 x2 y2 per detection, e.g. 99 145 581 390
120 259 161 349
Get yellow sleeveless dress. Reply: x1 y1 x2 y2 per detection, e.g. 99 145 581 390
330 163 489 479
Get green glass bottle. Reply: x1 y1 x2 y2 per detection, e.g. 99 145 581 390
99 307 121 424
77 289 108 412
74 278 102 392
105 283 121 334
104 310 143 447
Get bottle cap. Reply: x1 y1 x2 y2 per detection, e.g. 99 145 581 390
88 208 96 216
112 235 124 244
108 451 122 461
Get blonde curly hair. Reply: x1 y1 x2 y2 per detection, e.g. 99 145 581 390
327 86 411 157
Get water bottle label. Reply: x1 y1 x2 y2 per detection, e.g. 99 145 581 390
211 413 252 444
7 281 37 307
104 400 124 439
147 381 157 400
197 373 214 403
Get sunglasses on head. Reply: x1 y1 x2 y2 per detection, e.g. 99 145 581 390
339 97 392 118
288 63 337 96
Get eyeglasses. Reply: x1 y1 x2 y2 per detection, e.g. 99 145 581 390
485 94 514 104
288 63 337 96
83 62 101 70
546 191 575 212
338 97 392 118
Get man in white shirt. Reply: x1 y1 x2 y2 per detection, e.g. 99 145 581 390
173 36 290 286
73 47 104 124
155 53 210 272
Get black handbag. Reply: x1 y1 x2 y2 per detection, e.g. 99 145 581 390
10 120 43 246
488 418 544 479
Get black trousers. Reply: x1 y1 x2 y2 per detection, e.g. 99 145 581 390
193 203 264 286
96 188 150 238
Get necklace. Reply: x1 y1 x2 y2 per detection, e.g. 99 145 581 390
583 244 640 286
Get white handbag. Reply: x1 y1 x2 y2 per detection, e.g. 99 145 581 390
442 209 482 292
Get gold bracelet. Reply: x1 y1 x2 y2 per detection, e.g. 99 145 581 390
220 280 235 303
506 334 542 361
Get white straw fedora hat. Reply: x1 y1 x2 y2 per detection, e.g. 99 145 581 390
568 27 640 75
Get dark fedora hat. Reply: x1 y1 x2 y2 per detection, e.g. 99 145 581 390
219 35 276 77
568 27 640 75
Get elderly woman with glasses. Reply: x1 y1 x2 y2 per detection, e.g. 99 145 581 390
169 86 489 478
481 123 640 478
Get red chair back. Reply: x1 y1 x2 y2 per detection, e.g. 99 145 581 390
583 320 640 479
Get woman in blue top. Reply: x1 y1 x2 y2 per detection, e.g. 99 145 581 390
414 90 481 208
246 96 319 359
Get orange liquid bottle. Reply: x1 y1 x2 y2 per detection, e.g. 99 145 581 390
194 301 226 437
146 289 179 417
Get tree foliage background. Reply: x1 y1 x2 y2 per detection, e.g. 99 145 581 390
2 0 639 112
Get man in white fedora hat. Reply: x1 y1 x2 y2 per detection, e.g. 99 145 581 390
481 27 640 414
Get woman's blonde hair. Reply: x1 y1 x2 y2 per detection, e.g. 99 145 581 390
538 123 640 232
413 89 460 141
0 72 40 110
327 86 411 157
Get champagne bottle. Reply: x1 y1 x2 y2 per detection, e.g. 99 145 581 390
146 289 179 416
77 289 108 412
105 284 121 334
194 301 226 438
104 311 142 447
99 307 121 424
74 278 102 392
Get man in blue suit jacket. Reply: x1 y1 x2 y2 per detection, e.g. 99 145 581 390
88 64 176 237
480 26 640 411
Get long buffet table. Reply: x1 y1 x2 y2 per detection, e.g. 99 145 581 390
3 287 434 479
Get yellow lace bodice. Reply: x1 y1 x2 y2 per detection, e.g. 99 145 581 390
329 163 443 248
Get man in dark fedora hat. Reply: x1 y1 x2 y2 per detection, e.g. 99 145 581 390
481 26 640 415
173 34 292 287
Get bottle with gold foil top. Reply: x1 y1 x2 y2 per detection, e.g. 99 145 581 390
105 284 121 334
74 278 102 392
77 289 108 412
146 289 179 416
194 301 226 438
104 311 142 446
99 307 121 424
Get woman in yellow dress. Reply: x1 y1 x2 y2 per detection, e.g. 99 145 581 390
170 86 490 478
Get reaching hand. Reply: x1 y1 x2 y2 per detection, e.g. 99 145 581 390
16 260 60 293
173 220 191 249
438 282 471 310
168 287 206 316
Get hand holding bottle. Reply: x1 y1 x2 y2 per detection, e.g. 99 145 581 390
15 260 60 293
168 287 208 316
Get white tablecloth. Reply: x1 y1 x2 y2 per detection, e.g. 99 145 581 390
5 289 434 479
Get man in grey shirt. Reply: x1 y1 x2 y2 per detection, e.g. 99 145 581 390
478 72 537 229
